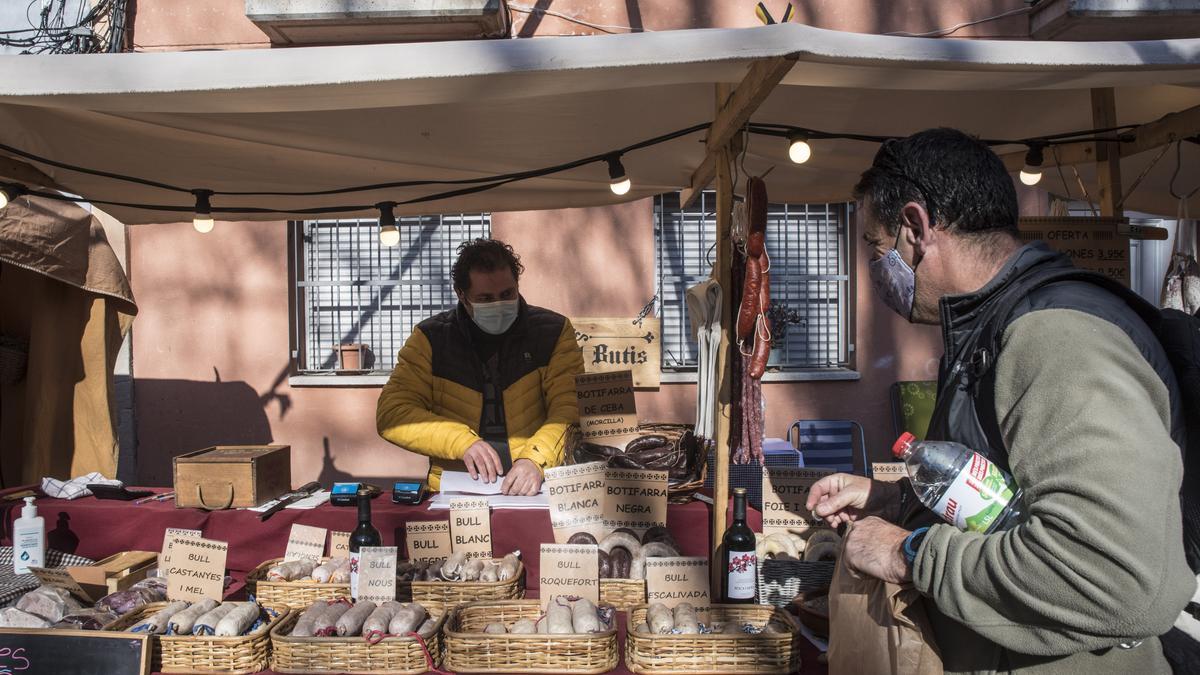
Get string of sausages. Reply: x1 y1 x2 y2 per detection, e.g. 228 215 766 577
730 176 770 464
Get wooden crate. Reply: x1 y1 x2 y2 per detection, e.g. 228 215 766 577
173 445 291 509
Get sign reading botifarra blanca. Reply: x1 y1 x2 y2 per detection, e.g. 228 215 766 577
329 531 351 557
357 546 398 603
405 520 454 563
871 463 907 484
574 370 639 449
545 462 608 544
539 543 600 611
645 556 711 624
158 527 202 583
284 524 327 563
449 498 493 560
761 467 835 535
166 537 228 603
572 318 662 389
602 468 668 535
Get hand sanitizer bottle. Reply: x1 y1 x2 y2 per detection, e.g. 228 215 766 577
13 496 45 574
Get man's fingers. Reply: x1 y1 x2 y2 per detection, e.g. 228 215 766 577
812 486 862 518
500 470 515 494
465 454 480 480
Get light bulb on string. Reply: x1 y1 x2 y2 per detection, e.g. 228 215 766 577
1019 143 1045 187
607 155 631 196
377 202 399 247
787 131 812 164
192 190 214 233
0 184 22 211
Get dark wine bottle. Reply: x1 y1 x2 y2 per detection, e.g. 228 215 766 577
721 487 758 603
348 488 381 600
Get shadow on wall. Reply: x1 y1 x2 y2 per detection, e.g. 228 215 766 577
132 378 274 486
316 436 402 491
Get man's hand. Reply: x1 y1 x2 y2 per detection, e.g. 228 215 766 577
501 459 543 496
463 440 503 483
805 473 902 527
843 517 913 584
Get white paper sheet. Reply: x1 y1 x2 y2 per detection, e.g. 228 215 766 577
438 471 546 496
246 490 331 513
427 492 549 510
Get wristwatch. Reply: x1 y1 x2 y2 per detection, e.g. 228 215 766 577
902 526 930 564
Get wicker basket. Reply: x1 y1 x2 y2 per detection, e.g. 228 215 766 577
566 422 709 503
108 601 288 674
409 559 526 610
246 558 350 609
756 558 836 608
625 604 802 674
269 605 446 674
444 599 618 674
600 578 645 611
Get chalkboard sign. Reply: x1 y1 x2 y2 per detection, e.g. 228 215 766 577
0 628 149 675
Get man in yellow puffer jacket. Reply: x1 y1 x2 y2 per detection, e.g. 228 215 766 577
376 238 584 495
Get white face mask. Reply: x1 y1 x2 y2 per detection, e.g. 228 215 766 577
469 298 520 335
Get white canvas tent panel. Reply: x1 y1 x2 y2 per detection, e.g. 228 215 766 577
0 23 1198 223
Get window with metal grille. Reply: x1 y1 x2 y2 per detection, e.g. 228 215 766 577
655 192 852 371
291 214 490 373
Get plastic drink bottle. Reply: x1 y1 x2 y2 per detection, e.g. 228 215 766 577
892 432 1026 533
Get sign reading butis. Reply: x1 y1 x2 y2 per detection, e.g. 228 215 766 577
572 318 661 389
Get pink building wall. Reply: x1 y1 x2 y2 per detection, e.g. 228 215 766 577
126 1 1042 486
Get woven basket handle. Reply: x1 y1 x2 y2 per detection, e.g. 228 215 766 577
195 483 235 510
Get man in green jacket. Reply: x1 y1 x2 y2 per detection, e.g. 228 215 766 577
807 128 1195 673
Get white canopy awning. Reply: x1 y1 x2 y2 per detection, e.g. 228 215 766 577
1 22 1198 224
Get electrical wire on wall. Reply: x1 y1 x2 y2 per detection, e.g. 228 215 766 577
0 0 128 54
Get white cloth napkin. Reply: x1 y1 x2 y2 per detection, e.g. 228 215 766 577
40 472 121 500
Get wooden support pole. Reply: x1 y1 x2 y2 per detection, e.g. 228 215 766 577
1092 88 1124 218
682 56 795 208
711 82 735 595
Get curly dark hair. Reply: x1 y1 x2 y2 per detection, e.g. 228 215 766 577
853 127 1019 238
452 238 525 293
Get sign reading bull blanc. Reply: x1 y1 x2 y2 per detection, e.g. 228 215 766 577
449 498 493 560
539 543 599 611
603 468 668 535
405 520 454 562
574 370 639 449
166 537 228 603
545 462 608 544
645 557 711 623
761 467 835 535
572 317 661 389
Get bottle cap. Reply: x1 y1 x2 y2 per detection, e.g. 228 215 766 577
21 496 37 519
733 487 746 495
892 432 917 459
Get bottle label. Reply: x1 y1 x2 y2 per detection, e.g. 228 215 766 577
931 452 1017 533
726 550 757 600
14 531 43 574
349 551 361 599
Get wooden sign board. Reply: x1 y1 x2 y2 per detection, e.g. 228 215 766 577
602 468 668 535
539 544 600 610
449 498 493 560
284 524 327 563
761 468 835 535
357 546 398 603
574 370 639 448
166 537 228 603
1018 217 1130 286
405 520 454 563
329 531 351 558
0 629 150 675
872 463 908 483
644 557 711 624
544 462 608 543
572 317 661 389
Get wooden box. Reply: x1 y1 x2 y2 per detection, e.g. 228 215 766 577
173 445 291 509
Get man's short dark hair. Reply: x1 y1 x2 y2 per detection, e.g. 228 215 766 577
852 127 1019 238
452 238 525 293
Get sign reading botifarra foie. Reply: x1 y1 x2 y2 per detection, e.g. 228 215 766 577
284 524 328 563
574 370 639 449
545 461 608 544
761 467 835 535
357 546 398 604
405 520 454 563
602 468 668 535
166 537 228 603
539 543 600 611
871 463 908 484
449 498 493 560
645 557 711 624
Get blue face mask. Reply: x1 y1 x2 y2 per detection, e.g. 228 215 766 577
869 230 917 321
469 298 519 335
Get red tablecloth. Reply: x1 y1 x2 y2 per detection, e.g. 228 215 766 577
0 487 824 675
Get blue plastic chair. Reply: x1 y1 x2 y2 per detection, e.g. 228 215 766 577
787 419 870 477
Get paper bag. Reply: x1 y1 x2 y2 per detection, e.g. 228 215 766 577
827 538 942 675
